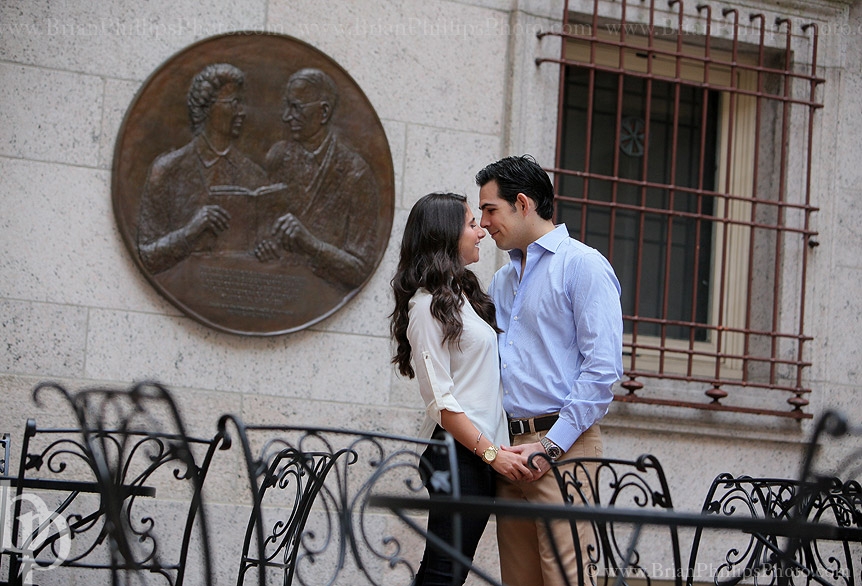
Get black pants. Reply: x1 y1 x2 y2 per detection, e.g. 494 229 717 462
413 427 496 586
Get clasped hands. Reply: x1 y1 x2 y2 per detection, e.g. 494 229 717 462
186 204 230 243
184 206 317 263
492 441 551 483
254 213 317 261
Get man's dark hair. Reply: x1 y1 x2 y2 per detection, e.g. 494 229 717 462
475 154 555 220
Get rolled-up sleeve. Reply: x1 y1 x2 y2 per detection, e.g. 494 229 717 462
408 299 464 426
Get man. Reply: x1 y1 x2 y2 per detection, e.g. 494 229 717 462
255 67 380 290
476 155 623 586
137 63 269 274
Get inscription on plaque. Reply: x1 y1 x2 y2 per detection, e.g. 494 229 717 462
112 33 394 335
199 266 306 315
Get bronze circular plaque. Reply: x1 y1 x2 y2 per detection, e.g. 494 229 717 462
113 33 394 336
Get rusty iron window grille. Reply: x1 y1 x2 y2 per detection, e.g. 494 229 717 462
536 0 823 419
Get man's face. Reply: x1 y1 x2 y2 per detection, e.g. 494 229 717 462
458 204 485 266
479 180 525 251
282 79 326 143
209 82 245 139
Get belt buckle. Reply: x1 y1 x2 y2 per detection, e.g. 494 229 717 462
511 420 528 435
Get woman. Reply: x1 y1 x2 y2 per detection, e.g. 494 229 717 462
391 192 528 586
137 63 269 274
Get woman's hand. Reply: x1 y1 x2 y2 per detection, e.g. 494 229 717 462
500 442 551 481
490 448 535 482
185 204 230 243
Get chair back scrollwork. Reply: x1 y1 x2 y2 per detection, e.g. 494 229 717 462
7 381 223 586
218 416 460 586
545 453 682 586
688 411 862 586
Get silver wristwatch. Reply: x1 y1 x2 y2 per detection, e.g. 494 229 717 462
540 437 563 461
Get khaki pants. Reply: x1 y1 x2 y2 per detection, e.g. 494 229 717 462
496 425 603 586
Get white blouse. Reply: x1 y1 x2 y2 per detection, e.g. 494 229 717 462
407 289 509 447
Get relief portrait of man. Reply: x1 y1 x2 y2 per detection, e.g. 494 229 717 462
137 63 270 274
112 33 394 336
254 68 379 291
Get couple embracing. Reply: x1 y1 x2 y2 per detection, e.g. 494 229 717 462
390 155 624 586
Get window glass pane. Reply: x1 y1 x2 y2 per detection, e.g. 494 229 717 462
557 67 717 341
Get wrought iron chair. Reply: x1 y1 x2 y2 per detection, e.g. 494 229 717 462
217 415 462 586
2 381 223 586
686 474 861 586
687 412 862 586
542 453 682 586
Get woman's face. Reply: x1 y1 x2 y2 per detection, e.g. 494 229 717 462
458 204 486 266
208 82 245 139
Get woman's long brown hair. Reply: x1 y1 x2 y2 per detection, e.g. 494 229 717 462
390 192 500 379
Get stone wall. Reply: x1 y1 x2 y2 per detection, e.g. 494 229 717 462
2 0 861 584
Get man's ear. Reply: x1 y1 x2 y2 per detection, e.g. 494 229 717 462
516 192 531 215
320 102 332 124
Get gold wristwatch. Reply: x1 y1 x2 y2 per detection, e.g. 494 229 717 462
481 445 498 464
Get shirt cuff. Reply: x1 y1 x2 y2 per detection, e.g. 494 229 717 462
425 394 463 426
545 420 582 453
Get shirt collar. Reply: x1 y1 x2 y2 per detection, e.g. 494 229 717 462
309 131 333 159
533 224 570 253
507 223 569 262
196 134 236 169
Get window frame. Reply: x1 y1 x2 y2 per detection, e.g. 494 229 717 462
538 5 822 419
563 33 758 381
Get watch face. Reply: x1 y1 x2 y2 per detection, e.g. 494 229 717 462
483 446 497 463
542 438 562 460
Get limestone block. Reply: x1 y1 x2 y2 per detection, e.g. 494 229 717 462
602 425 807 513
836 73 862 190
84 309 392 406
266 0 508 134
382 119 407 210
99 78 143 170
197 503 250 586
832 189 862 269
240 393 423 438
0 157 170 313
517 0 566 20
0 0 266 80
0 64 102 166
0 376 84 465
402 124 501 210
824 267 862 386
0 301 86 378
390 366 423 412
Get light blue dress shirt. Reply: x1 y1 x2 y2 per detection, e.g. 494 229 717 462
488 224 623 451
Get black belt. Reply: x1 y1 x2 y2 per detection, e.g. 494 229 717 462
508 414 559 436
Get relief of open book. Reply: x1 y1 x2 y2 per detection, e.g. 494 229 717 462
208 183 288 197
207 183 290 254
